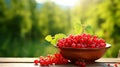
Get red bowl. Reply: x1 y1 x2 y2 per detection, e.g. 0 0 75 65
58 44 111 63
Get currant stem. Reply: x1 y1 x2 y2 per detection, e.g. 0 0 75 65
82 25 85 33
80 21 86 34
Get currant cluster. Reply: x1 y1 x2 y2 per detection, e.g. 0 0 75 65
34 53 69 66
57 33 106 48
75 61 86 67
107 62 120 67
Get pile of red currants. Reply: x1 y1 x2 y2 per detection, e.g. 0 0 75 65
57 33 106 48
34 53 86 67
34 53 69 66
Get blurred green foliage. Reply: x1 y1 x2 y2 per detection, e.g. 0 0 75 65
0 0 120 57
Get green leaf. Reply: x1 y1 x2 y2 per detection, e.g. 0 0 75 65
95 30 104 37
51 33 66 46
54 33 66 39
45 33 66 46
51 39 57 46
73 21 82 34
85 25 93 34
45 35 52 42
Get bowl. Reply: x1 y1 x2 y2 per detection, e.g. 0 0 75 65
58 44 111 63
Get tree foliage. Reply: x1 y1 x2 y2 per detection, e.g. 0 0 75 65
0 0 120 57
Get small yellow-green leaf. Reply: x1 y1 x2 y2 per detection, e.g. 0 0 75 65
51 39 57 46
45 35 52 42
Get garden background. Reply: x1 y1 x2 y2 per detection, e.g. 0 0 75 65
0 0 120 57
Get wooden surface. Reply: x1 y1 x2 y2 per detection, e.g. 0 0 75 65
0 58 120 67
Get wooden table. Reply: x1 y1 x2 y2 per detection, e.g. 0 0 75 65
0 58 120 67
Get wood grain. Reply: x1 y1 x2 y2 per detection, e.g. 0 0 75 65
0 58 37 63
0 58 120 67
0 58 119 63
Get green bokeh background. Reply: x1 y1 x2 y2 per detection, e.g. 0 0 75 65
0 0 120 57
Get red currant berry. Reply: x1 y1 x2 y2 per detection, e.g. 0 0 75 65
34 59 39 65
107 63 110 66
114 64 118 67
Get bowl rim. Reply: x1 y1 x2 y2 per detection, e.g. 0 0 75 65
55 43 111 50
